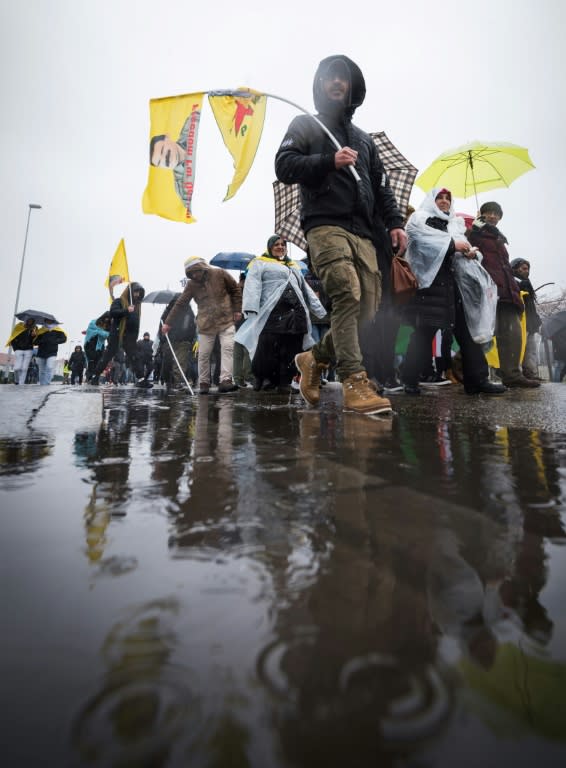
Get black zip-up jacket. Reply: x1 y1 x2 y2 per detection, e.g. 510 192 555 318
275 55 404 243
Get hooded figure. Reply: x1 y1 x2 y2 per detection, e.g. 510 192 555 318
90 283 149 387
274 55 405 415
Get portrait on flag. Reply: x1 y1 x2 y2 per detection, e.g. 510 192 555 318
208 89 266 201
142 93 204 223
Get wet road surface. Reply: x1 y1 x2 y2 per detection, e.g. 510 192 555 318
1 381 566 767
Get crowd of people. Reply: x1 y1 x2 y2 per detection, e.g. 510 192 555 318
4 54 558 404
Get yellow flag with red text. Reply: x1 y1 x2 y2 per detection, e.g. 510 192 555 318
142 93 204 223
105 239 130 300
208 89 267 200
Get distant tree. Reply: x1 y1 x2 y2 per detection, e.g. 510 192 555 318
536 286 566 319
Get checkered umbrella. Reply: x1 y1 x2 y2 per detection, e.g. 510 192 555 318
273 131 418 251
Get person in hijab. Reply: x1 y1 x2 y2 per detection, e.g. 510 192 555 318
236 235 326 393
90 282 149 387
275 55 405 415
402 188 505 396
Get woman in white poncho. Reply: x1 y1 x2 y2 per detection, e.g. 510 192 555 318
402 188 504 396
235 235 326 392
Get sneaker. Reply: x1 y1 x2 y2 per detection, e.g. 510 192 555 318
136 378 153 389
420 374 451 387
383 378 404 394
294 350 328 407
404 383 421 396
342 371 393 415
218 379 238 393
199 382 210 394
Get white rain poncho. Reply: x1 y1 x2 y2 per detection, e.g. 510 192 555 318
452 253 498 346
405 188 466 289
406 188 497 345
235 257 326 361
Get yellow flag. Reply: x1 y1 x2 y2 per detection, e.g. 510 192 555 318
208 89 267 200
142 93 204 223
105 239 130 299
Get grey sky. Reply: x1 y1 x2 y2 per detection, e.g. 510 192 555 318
1 0 564 352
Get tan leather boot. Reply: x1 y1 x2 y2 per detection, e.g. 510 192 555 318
295 350 328 406
342 371 392 415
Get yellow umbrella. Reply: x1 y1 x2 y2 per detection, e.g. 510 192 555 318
415 140 535 208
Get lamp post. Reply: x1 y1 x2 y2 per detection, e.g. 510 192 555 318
13 203 42 325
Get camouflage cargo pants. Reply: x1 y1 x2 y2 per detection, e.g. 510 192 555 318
306 225 382 380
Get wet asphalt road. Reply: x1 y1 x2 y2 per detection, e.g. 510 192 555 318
1 380 565 767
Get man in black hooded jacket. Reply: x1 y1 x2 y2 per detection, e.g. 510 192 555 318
275 55 406 415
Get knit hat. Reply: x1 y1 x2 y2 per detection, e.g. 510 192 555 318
510 258 529 270
184 256 207 273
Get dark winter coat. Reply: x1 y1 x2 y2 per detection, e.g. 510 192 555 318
467 222 523 312
275 55 404 245
34 329 67 359
404 217 456 330
135 338 153 365
514 276 541 333
10 326 35 351
161 297 196 342
68 351 86 371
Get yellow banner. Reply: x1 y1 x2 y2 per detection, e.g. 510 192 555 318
105 238 130 299
208 89 266 201
142 93 204 223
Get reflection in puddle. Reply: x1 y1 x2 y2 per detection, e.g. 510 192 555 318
0 435 52 475
3 386 566 766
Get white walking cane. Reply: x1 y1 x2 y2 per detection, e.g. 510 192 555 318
160 320 194 396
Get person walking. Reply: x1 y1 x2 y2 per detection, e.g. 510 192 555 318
275 54 406 415
136 332 154 381
90 283 150 388
161 257 242 394
5 317 37 385
467 202 539 389
236 235 326 393
510 258 543 381
402 189 506 396
84 313 110 381
34 322 67 385
159 294 197 390
68 345 87 385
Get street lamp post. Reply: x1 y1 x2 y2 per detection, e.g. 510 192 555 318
13 203 42 325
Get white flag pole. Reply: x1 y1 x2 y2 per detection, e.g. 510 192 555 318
208 89 362 183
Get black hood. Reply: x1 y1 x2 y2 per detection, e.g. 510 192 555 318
313 55 366 118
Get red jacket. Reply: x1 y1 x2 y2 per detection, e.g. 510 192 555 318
467 223 523 311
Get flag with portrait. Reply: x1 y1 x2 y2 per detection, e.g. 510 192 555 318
142 93 204 223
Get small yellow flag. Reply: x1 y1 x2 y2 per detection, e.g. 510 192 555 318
208 89 267 201
105 239 130 299
142 93 204 223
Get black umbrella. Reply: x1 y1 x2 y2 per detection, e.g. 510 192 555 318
143 290 181 304
15 309 61 324
210 252 255 271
